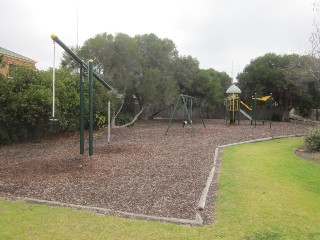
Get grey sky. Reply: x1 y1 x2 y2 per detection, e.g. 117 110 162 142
0 0 315 80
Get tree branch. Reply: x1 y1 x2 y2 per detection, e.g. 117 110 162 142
114 107 145 128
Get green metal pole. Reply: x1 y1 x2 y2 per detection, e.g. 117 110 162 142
250 96 253 125
254 93 257 127
51 34 112 91
238 100 240 125
270 93 272 129
182 96 195 135
89 60 94 156
263 99 266 125
165 95 181 135
79 64 85 155
193 98 206 128
225 100 227 125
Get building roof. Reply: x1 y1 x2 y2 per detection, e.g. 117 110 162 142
226 84 241 94
0 47 36 63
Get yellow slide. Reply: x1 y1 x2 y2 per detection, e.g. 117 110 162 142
240 101 252 111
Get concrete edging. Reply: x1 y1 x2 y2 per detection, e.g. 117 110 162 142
198 147 219 210
1 196 203 226
197 134 305 211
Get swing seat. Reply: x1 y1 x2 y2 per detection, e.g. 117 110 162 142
48 118 60 133
182 120 192 127
49 118 59 122
182 120 187 127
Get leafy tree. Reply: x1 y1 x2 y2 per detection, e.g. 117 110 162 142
173 55 199 94
212 70 233 93
135 33 178 71
238 53 287 101
294 0 320 110
60 32 234 122
284 55 320 115
309 0 320 84
61 32 181 123
133 33 179 111
238 53 319 119
191 69 221 117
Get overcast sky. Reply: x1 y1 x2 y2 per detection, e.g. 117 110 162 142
0 0 316 80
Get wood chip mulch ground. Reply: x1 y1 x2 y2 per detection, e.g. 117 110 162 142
0 119 309 224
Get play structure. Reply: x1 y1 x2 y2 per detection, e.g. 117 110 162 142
165 94 206 135
225 85 242 124
51 34 112 156
225 84 273 128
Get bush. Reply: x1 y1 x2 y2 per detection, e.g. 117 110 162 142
0 67 52 143
304 127 320 152
115 113 132 126
0 66 113 144
0 127 10 144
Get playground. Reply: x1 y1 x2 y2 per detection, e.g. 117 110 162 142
0 119 308 224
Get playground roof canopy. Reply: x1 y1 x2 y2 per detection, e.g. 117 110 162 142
226 84 241 94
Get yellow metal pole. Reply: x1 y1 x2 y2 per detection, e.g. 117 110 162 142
232 94 235 124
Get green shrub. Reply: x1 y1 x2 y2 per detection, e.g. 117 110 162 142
115 113 132 126
304 127 320 152
94 114 106 128
0 127 10 144
0 66 115 144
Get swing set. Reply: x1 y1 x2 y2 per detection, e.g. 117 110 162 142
50 34 112 156
165 94 206 135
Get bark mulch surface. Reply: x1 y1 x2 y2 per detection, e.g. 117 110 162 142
0 120 308 224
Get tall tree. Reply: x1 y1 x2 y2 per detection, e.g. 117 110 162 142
61 33 181 123
133 33 179 110
173 55 199 94
238 53 319 119
60 32 234 121
191 69 228 118
301 0 320 89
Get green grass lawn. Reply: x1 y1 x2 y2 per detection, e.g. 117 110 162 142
1 137 320 240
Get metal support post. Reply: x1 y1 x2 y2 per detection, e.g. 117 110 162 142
89 60 94 156
254 93 257 127
182 96 195 135
238 103 240 125
193 98 206 128
165 95 181 135
79 64 85 155
269 93 272 129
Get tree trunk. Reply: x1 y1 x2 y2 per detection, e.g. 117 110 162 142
147 107 168 120
111 113 116 128
114 107 145 128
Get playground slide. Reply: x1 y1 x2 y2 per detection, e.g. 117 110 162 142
240 109 252 121
240 101 252 111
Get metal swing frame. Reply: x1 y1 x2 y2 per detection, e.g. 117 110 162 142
50 34 112 156
165 94 206 135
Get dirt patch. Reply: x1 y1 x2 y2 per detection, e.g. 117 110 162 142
0 120 309 224
295 146 320 164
